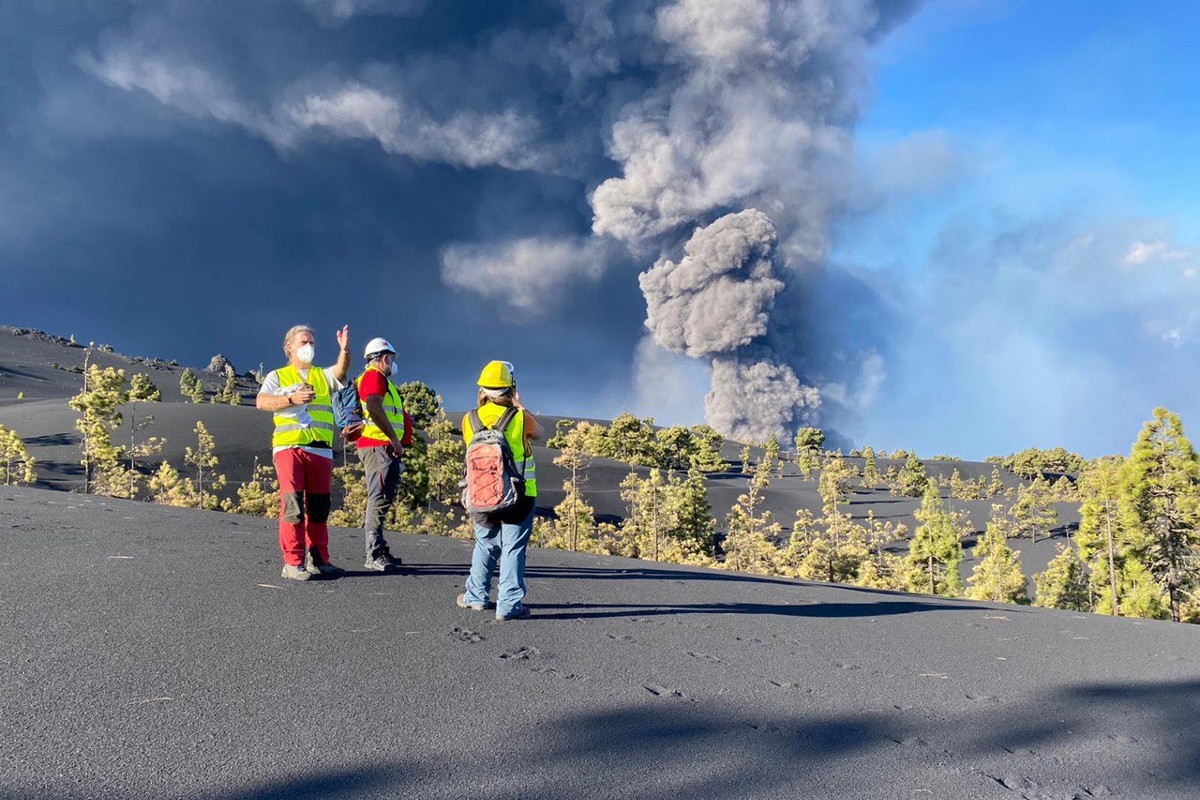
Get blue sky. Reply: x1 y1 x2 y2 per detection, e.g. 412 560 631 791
0 1 1195 459
830 0 1200 457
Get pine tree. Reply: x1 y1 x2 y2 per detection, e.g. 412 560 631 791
0 425 37 485
547 419 575 449
861 446 879 490
120 406 164 500
148 461 199 508
722 452 782 575
795 427 823 479
1033 545 1090 611
906 487 964 596
779 508 818 576
688 425 728 473
426 411 466 510
1010 476 1058 543
794 427 825 453
69 364 128 494
184 421 226 510
655 425 695 470
987 467 1006 497
739 444 753 475
397 381 441 429
607 413 660 466
179 368 204 403
1075 456 1129 615
966 514 1028 604
211 370 240 405
547 480 598 552
664 469 716 562
618 469 674 560
1119 407 1200 622
234 458 279 518
897 453 929 498
128 373 162 402
764 435 782 477
329 459 367 528
553 423 594 551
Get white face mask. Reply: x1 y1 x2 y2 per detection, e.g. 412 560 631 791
294 344 315 365
388 360 398 377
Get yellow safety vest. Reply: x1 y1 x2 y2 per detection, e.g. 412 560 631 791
356 366 406 442
462 403 537 497
271 365 336 448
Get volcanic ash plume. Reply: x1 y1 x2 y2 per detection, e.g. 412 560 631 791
639 209 820 441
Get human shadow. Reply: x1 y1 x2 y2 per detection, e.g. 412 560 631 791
528 597 992 622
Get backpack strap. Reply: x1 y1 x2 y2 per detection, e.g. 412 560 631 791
494 406 519 435
467 409 485 436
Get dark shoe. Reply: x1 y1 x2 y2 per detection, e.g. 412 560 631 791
381 548 403 567
281 563 312 582
308 561 345 578
364 555 397 572
496 604 531 621
457 593 495 611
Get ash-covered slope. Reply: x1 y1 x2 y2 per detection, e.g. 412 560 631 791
2 486 1197 800
0 324 1081 581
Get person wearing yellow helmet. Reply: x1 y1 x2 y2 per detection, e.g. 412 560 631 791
457 359 543 620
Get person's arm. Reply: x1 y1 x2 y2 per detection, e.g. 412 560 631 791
258 392 310 412
364 395 402 449
331 325 351 384
401 411 415 447
513 389 543 440
256 371 313 412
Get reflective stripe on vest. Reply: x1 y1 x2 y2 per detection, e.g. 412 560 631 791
463 403 537 497
356 367 406 442
271 365 335 448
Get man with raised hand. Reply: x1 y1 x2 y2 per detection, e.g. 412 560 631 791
256 324 351 581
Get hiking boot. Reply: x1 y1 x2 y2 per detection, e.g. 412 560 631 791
308 560 345 579
280 563 312 582
363 555 397 572
457 593 495 611
496 603 531 622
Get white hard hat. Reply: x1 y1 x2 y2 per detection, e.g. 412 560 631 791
363 337 396 359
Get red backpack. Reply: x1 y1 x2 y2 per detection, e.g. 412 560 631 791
460 407 524 513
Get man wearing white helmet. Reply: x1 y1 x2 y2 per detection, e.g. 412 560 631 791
355 337 412 571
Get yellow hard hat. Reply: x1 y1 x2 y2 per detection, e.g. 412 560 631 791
477 360 515 389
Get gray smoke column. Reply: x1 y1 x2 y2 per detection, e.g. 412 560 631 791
597 0 908 442
639 209 819 439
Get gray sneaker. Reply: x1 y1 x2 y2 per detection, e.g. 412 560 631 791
363 555 397 572
496 603 531 621
281 563 312 581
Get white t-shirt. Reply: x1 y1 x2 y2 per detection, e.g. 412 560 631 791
258 366 344 459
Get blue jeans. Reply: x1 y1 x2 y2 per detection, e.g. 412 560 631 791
464 501 534 616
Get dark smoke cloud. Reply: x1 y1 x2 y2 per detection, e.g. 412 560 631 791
0 0 914 438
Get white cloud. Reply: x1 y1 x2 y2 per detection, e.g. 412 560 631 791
281 84 545 170
81 40 547 173
298 0 427 24
439 236 611 313
1123 239 1191 266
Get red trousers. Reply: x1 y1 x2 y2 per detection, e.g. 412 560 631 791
273 448 333 567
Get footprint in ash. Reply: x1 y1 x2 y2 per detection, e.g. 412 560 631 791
450 626 484 643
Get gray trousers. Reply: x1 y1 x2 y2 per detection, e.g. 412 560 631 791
358 445 404 559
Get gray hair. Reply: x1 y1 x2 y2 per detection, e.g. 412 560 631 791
282 324 314 357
